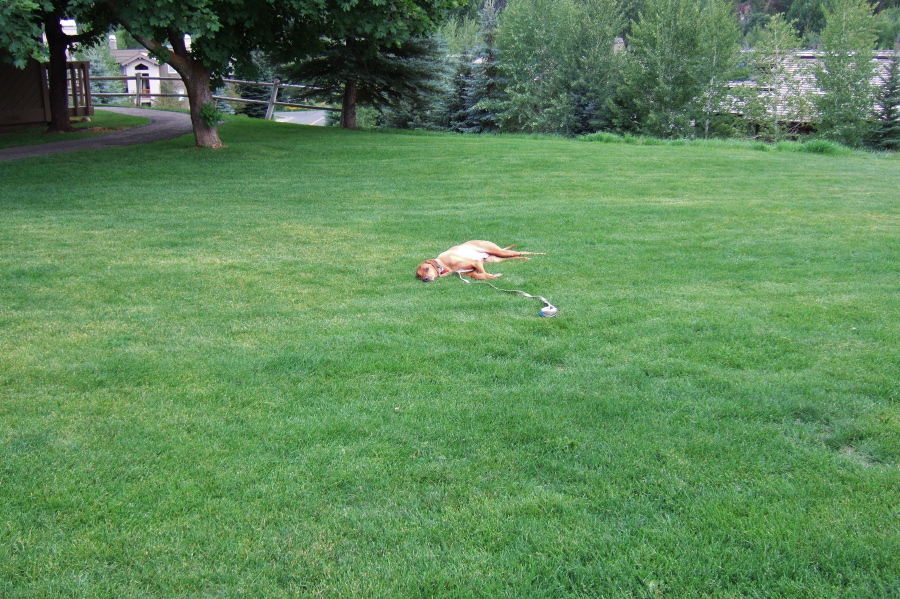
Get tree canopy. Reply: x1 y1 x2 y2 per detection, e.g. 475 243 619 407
102 0 459 145
815 0 878 147
2 0 112 132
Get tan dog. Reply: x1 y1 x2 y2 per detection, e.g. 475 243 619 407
416 240 543 282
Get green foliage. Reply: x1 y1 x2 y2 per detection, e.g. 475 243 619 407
435 54 475 131
286 36 449 119
233 50 281 119
742 15 815 140
786 0 828 38
109 0 285 81
113 26 142 49
199 101 224 128
311 0 461 44
870 55 900 148
794 138 855 153
580 129 860 153
874 6 900 47
0 0 47 67
272 0 458 128
495 0 621 135
74 38 127 105
816 0 879 147
2 0 109 71
694 0 743 138
612 0 741 138
613 0 705 137
458 0 505 133
436 12 480 55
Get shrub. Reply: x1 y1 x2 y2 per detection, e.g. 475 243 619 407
801 139 853 155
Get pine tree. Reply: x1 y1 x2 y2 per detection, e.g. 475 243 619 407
233 51 281 119
459 0 505 133
75 40 126 106
285 36 448 129
439 55 476 132
870 55 900 149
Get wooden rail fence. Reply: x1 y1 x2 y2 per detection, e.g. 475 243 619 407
90 75 339 119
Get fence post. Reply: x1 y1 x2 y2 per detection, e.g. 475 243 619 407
265 78 280 120
134 74 142 106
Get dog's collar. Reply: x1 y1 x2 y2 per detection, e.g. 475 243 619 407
428 259 449 276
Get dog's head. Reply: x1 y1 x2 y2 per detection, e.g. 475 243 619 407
416 261 439 282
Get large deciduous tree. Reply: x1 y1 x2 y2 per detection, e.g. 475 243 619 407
104 0 302 148
496 0 621 135
743 14 814 140
612 0 741 138
0 0 47 68
815 0 878 146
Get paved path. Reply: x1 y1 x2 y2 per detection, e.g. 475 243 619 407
0 107 193 163
273 110 327 126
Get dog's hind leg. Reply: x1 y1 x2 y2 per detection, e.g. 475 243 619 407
472 240 544 259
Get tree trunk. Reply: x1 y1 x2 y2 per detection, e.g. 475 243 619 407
341 79 358 129
119 23 224 149
42 14 75 133
181 64 224 149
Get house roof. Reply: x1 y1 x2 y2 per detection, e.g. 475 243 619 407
111 49 157 68
728 50 897 121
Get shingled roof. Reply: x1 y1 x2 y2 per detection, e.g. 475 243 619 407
730 50 897 122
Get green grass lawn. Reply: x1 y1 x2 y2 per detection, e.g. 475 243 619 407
1 117 898 598
0 109 150 149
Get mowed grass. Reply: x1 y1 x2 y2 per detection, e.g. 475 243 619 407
0 110 150 149
1 117 898 598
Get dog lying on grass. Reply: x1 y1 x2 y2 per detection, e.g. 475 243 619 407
416 240 544 282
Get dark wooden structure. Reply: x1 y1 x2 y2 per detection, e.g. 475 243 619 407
0 53 93 127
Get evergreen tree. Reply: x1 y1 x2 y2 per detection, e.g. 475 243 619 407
233 51 281 119
815 0 878 147
870 55 900 148
75 39 127 106
459 0 505 133
284 36 448 129
436 54 476 131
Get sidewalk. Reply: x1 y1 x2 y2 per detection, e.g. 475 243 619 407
0 107 193 163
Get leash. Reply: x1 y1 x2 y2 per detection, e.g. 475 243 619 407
457 272 559 317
